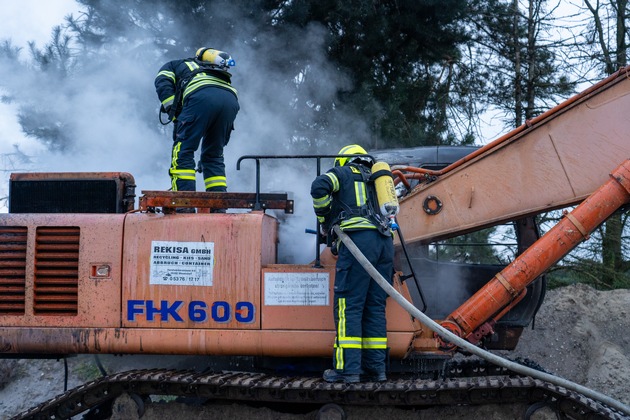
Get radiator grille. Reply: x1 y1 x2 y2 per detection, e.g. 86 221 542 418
0 226 27 314
10 180 120 213
34 227 80 315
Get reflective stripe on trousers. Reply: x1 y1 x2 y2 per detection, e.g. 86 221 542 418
331 230 394 375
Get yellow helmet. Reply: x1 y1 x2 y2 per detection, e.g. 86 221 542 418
334 144 370 167
195 47 236 69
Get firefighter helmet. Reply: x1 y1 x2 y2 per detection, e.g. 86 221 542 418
334 144 371 167
195 48 236 70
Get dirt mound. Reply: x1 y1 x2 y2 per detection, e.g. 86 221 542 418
1 284 629 419
505 282 630 407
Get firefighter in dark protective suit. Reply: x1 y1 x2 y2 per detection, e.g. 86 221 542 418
155 48 240 199
310 144 395 383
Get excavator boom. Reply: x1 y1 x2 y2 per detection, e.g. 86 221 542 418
442 159 630 341
396 67 630 244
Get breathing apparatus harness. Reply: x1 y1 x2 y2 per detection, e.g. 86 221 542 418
324 162 394 254
158 59 229 126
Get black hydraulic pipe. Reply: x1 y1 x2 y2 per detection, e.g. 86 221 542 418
394 218 428 312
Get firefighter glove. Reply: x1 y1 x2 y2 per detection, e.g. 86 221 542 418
330 239 339 256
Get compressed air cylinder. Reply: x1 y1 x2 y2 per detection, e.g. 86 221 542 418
372 161 400 217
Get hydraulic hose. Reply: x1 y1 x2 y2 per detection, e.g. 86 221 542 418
333 225 630 417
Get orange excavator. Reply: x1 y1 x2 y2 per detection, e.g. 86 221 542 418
1 68 630 419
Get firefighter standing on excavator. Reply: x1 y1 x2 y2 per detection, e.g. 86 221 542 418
310 144 396 383
155 47 240 203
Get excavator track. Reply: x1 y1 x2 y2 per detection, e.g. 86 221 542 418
12 368 626 420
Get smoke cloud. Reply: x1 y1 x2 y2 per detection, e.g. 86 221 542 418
0 3 373 264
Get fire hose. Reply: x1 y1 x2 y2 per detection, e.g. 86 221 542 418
333 225 630 417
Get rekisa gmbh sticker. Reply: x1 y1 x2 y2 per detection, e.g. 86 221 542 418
150 241 214 286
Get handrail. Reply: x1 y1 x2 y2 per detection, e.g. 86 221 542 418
236 154 374 267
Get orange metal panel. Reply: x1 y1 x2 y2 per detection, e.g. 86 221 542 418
0 327 414 358
261 213 278 266
261 265 336 330
261 265 417 353
262 265 417 332
0 214 124 327
387 276 418 333
121 212 278 330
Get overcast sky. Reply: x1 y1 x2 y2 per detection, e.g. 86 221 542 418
0 0 81 46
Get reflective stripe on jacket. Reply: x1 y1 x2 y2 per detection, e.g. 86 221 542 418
310 163 378 232
155 58 237 110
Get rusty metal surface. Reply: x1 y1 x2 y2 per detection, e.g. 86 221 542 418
0 214 124 328
33 226 80 315
11 368 624 420
9 172 135 182
139 191 294 213
121 212 278 330
0 327 417 358
0 226 27 314
397 69 630 244
9 172 136 213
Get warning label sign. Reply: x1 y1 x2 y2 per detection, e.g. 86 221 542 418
264 272 330 306
150 241 214 286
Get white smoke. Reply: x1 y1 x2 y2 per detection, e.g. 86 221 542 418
0 4 373 264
